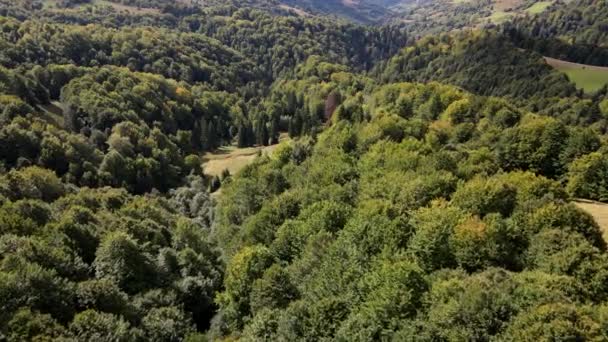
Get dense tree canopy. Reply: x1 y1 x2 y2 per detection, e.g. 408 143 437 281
1 0 608 340
213 80 608 340
504 0 608 66
378 30 577 100
0 175 221 340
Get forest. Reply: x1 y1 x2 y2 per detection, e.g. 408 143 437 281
504 0 608 65
1 0 608 341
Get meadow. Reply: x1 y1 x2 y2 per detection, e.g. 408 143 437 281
202 133 289 177
545 57 608 93
526 1 553 14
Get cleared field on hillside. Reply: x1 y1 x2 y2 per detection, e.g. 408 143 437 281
574 199 608 243
278 4 311 16
545 57 608 93
526 1 552 14
43 0 160 14
488 11 514 24
97 0 160 14
203 134 289 177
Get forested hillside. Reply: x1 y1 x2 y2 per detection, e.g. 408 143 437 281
279 0 391 24
214 64 608 341
504 0 608 66
1 0 608 340
507 0 608 47
377 30 577 100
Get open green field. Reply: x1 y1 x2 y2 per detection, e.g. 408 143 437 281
525 1 553 14
95 0 160 14
545 57 608 93
488 11 514 24
43 0 160 14
202 133 289 177
203 145 278 177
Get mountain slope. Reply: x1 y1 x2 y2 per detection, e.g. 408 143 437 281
212 62 608 340
503 0 608 66
378 30 577 100
280 0 392 23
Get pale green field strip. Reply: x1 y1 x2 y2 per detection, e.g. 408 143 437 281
488 11 515 24
545 57 608 93
526 1 553 14
203 133 289 177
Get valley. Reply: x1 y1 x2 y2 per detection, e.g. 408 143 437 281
1 0 608 341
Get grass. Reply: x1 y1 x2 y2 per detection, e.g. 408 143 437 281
545 57 608 93
95 0 160 14
42 0 160 14
202 133 289 177
574 199 608 243
525 1 553 14
278 4 312 17
488 11 514 24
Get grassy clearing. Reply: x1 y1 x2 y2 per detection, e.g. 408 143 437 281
525 1 553 14
278 4 311 17
545 57 608 93
95 0 160 14
488 11 514 24
203 134 289 177
43 0 160 14
574 199 608 243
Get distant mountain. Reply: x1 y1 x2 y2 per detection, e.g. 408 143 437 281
268 0 565 32
385 0 559 36
279 0 394 24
